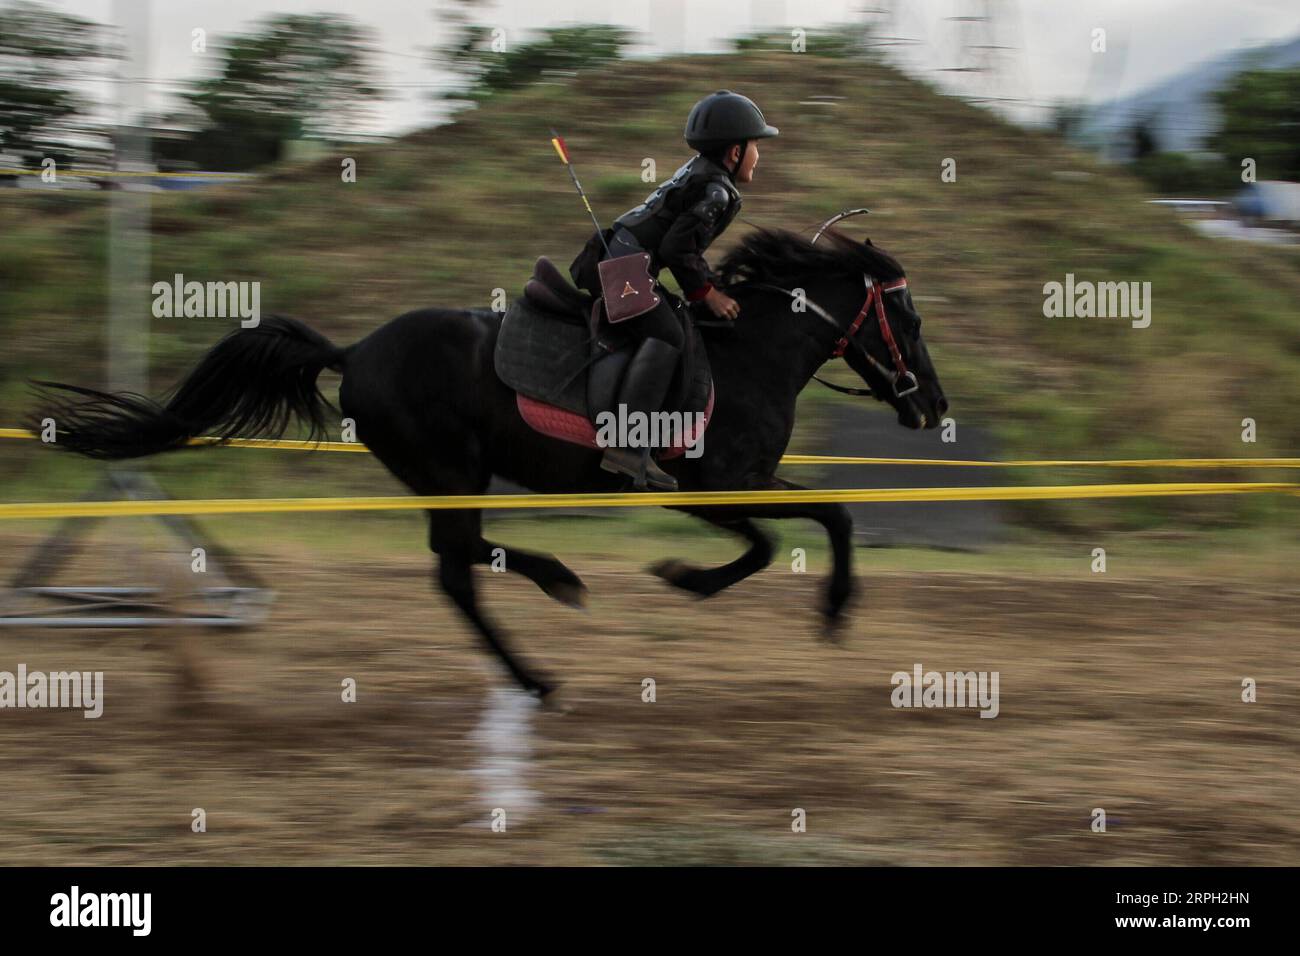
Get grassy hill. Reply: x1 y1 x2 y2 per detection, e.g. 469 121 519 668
2 48 1298 534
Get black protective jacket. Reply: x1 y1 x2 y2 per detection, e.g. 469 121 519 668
569 153 742 301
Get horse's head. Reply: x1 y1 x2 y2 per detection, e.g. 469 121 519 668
718 228 948 430
836 257 948 430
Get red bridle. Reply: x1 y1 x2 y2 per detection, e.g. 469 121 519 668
832 276 917 397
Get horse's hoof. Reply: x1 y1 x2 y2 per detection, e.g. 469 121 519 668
649 558 688 584
536 684 572 713
544 580 588 611
652 559 706 594
820 612 848 645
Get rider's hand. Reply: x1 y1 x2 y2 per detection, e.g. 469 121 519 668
703 287 740 321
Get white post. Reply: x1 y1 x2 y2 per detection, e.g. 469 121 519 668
107 0 151 395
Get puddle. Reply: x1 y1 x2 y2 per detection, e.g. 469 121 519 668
467 684 541 823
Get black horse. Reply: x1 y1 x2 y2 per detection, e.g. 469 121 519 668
32 228 947 697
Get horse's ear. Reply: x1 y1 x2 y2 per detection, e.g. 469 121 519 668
863 237 875 247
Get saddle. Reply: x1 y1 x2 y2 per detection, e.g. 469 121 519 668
496 257 714 458
523 256 593 321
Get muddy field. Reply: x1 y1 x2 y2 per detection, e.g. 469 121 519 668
0 527 1296 866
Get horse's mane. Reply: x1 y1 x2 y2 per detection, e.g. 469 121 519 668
716 227 905 289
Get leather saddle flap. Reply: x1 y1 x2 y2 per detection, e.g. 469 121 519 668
495 298 593 415
495 297 712 423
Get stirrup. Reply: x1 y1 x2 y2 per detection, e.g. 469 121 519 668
600 448 678 491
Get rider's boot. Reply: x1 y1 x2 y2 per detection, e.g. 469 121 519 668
599 337 681 492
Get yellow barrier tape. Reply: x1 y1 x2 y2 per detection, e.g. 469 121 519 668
779 455 1300 468
1 483 1296 521
194 436 371 453
2 429 1297 469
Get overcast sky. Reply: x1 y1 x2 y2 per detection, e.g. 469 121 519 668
47 0 1300 134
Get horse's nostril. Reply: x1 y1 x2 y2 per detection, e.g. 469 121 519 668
937 397 949 417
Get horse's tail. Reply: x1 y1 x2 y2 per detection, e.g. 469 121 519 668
29 315 348 460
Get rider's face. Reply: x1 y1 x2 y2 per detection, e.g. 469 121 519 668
733 141 760 184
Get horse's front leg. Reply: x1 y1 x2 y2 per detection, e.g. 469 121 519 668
717 477 856 638
650 513 774 596
774 478 855 635
653 477 855 636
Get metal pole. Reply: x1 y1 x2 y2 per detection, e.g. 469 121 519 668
107 0 150 395
2 0 274 629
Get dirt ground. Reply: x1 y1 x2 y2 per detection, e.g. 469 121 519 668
0 526 1296 866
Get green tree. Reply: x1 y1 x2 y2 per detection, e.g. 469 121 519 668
436 22 630 110
1210 67 1300 182
734 25 869 59
0 0 111 167
181 13 383 170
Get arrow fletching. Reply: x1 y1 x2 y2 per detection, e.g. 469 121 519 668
550 129 570 165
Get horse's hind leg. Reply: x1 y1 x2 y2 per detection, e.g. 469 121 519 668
650 514 774 597
481 540 588 609
373 438 586 607
361 415 565 693
429 508 556 697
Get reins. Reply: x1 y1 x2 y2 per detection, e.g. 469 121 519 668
698 209 919 399
722 278 917 399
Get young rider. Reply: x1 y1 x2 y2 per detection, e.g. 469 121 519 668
569 90 778 491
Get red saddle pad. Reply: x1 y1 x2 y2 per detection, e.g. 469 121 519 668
516 389 714 461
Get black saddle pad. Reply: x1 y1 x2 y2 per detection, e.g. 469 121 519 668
495 297 712 420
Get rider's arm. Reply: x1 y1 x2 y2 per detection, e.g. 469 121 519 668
658 182 730 302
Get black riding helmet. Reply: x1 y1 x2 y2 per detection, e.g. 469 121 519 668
685 90 778 179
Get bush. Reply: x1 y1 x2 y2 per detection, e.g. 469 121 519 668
447 25 631 107
1128 152 1236 196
